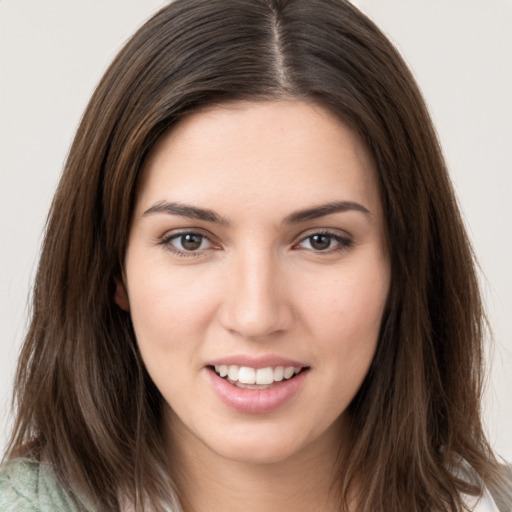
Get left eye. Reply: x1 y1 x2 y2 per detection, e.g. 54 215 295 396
297 233 349 251
167 233 212 252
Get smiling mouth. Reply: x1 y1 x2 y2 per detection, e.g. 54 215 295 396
210 364 308 389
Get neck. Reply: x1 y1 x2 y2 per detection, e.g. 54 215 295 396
165 411 354 512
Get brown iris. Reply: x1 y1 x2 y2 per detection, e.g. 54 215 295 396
309 234 332 251
180 233 203 251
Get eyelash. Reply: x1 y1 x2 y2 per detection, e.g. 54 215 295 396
159 231 217 257
158 230 353 257
294 230 353 253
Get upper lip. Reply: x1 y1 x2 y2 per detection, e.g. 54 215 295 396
207 355 308 369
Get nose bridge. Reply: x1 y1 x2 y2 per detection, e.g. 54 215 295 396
221 244 290 339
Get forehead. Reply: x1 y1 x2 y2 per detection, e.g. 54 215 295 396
136 100 380 219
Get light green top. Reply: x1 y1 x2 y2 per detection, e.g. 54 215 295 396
1 457 507 512
0 458 79 512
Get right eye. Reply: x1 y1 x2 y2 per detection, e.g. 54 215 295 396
162 232 213 256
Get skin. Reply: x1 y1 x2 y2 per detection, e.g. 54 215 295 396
118 100 390 511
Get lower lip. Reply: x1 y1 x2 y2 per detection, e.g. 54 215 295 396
206 368 308 414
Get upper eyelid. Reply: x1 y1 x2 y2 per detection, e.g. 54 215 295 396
294 227 353 242
161 227 216 242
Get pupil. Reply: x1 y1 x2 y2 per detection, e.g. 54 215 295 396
181 234 202 251
310 234 331 250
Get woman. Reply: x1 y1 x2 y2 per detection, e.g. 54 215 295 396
1 0 510 510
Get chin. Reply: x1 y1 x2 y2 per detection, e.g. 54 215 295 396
204 415 343 467
209 432 309 466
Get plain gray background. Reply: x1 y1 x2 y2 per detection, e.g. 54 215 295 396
1 0 511 462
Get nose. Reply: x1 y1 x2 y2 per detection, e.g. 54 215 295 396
219 249 293 340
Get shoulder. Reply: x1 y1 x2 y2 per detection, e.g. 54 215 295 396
462 486 501 512
490 463 512 512
459 461 512 512
0 458 80 512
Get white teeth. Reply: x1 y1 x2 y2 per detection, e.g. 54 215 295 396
214 365 229 377
273 366 284 382
238 366 256 384
256 367 274 385
283 367 295 379
227 365 239 381
213 364 303 385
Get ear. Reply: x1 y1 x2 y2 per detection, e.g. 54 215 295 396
114 278 130 311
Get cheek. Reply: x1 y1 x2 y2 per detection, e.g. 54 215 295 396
305 264 389 341
126 261 220 355
300 258 389 392
126 265 219 405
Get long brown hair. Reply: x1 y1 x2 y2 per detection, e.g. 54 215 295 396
5 0 510 510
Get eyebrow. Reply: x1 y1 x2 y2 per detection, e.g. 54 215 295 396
283 200 371 224
143 199 370 225
143 201 230 225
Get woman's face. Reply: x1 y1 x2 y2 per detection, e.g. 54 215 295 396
120 101 390 465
